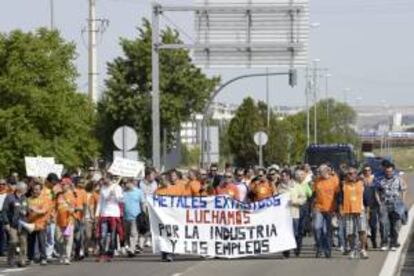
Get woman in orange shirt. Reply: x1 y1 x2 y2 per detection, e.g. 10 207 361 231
55 178 77 265
27 182 50 265
342 167 368 259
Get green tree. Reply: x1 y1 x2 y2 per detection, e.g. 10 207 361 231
227 97 265 167
97 19 220 161
0 29 99 175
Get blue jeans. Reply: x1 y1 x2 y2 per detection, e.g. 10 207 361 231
99 220 117 256
368 207 383 245
0 221 7 255
313 211 333 255
293 218 302 254
337 215 347 249
46 223 56 258
74 220 85 257
380 205 400 246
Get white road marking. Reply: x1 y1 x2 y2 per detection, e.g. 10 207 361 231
1 268 28 273
379 204 414 276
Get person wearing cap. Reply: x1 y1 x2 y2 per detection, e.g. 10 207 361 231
27 182 50 265
312 164 340 258
55 178 77 265
250 168 276 202
2 181 28 267
0 178 8 256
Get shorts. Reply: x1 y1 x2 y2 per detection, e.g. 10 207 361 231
345 213 367 235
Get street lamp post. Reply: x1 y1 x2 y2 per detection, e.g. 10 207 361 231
325 73 332 119
312 59 320 145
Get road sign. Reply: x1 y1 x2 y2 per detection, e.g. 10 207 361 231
254 131 269 146
113 126 137 151
194 0 309 68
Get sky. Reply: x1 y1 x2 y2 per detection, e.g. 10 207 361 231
1 0 414 107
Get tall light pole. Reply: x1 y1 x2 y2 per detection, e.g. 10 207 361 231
88 0 98 103
266 67 270 129
50 0 54 30
305 67 311 146
312 58 320 144
325 73 332 118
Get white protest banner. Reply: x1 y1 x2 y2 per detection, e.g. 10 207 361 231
108 157 144 178
25 157 62 178
148 194 296 258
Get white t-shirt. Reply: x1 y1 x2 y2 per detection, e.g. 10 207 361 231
96 184 123 218
235 181 249 203
139 179 158 203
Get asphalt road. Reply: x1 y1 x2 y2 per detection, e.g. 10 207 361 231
1 173 413 276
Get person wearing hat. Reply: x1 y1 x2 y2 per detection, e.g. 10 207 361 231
2 181 28 267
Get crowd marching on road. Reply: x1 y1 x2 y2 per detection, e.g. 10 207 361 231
0 159 408 267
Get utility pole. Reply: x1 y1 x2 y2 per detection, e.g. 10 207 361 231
50 0 54 30
325 73 331 119
266 67 270 129
152 5 161 170
88 0 98 103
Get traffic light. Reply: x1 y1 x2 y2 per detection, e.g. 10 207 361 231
289 68 297 87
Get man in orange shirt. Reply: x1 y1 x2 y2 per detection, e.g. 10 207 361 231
214 172 240 201
312 164 340 258
27 182 50 265
55 178 77 265
342 167 368 259
73 179 88 260
184 169 202 196
250 169 276 202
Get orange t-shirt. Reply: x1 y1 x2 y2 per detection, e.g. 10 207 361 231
156 182 186 196
313 176 340 212
183 180 202 196
27 196 50 230
74 188 88 220
55 190 76 228
215 183 240 201
250 180 275 201
342 180 364 214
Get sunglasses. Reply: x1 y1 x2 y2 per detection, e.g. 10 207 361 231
0 183 6 186
236 174 244 177
224 175 232 179
348 172 357 175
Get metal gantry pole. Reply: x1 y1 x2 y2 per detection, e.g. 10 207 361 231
152 4 161 170
200 72 290 168
266 67 270 129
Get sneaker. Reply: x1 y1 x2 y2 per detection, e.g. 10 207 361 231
324 250 331 259
360 250 369 259
166 254 174 262
315 250 322 258
349 250 357 259
64 258 71 265
338 246 345 253
127 251 136 258
17 261 26 268
380 245 388 251
40 259 48 266
144 240 151 248
390 247 398 251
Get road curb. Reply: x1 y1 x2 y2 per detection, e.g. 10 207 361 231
379 205 414 276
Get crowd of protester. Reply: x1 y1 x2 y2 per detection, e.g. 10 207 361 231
0 159 407 266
